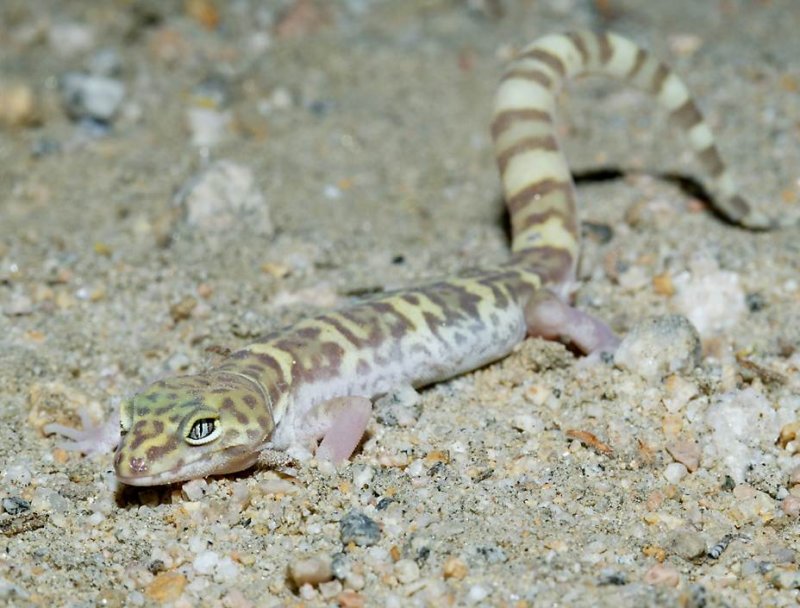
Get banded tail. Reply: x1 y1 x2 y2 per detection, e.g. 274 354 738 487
492 30 771 287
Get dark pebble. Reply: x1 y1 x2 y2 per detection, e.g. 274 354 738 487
340 509 381 547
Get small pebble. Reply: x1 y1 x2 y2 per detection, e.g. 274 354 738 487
181 478 208 501
781 495 800 517
644 563 680 587
467 585 490 603
662 375 698 412
2 497 31 515
663 462 688 484
771 570 800 590
443 556 468 580
186 107 232 147
673 259 746 336
666 440 701 472
374 385 421 427
745 460 785 498
193 550 220 575
3 294 33 316
318 580 342 600
337 590 365 608
60 73 126 123
288 556 333 587
614 315 701 381
340 510 381 547
394 559 419 584
706 388 779 484
669 529 706 560
176 161 272 235
145 572 187 603
0 84 40 127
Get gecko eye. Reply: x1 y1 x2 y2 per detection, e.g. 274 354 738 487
186 418 221 445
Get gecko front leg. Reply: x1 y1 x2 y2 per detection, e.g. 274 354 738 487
284 396 372 463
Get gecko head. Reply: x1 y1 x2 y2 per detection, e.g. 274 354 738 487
114 372 273 486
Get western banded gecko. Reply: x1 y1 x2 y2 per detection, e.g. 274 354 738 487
49 31 771 486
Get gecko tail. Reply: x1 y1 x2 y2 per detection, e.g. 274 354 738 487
492 30 773 287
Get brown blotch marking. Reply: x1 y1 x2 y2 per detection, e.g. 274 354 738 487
491 109 552 140
402 293 421 306
650 63 669 94
497 136 558 175
501 69 552 89
243 394 257 408
565 31 589 65
627 48 647 79
246 351 285 377
521 49 566 78
507 179 572 215
233 409 249 425
257 415 270 430
295 326 322 342
338 308 386 349
514 208 573 235
671 99 703 130
130 420 150 450
423 311 446 338
476 276 511 310
323 315 364 348
146 437 179 461
379 302 417 339
153 404 178 417
597 32 613 64
222 397 235 409
697 145 725 177
511 247 574 285
246 429 261 442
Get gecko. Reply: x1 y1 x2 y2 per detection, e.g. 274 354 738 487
47 31 771 486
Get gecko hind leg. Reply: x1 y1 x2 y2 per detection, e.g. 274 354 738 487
525 289 620 358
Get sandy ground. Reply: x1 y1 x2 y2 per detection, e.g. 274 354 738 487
1 0 799 606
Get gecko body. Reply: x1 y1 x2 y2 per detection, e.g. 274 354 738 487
112 31 767 486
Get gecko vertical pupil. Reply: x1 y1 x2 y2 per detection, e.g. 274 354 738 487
187 418 217 442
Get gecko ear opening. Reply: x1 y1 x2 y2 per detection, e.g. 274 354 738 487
185 418 221 445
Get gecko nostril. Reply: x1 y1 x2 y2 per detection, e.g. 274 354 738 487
130 457 148 473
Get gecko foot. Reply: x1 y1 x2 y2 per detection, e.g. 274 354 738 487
525 289 619 358
43 403 121 457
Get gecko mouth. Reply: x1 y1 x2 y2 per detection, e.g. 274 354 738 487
115 450 260 487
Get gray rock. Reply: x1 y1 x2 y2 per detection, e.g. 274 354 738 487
175 160 272 235
669 528 706 561
614 314 702 381
340 510 381 547
60 72 125 123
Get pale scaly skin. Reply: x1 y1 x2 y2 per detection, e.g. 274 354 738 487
107 30 768 486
